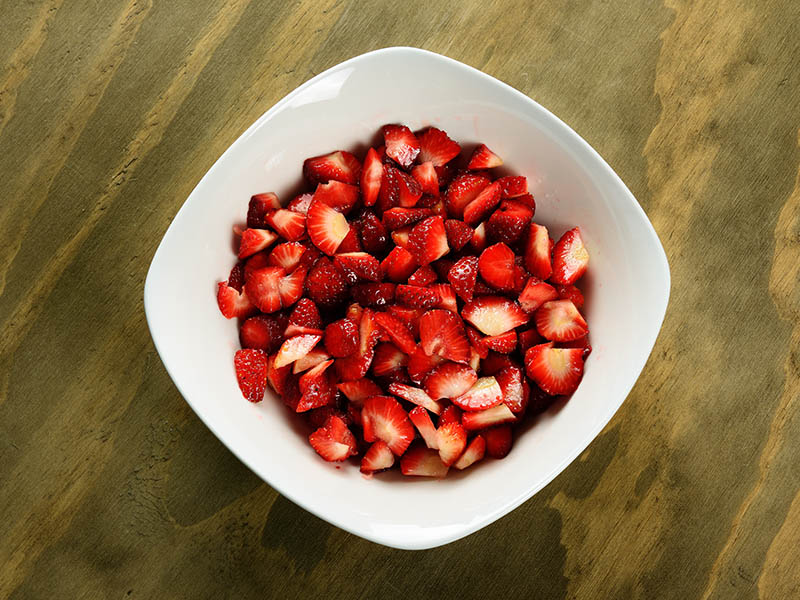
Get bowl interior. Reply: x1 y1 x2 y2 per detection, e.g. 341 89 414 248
144 48 669 549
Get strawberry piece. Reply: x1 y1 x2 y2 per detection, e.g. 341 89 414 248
556 284 584 308
335 228 360 254
373 312 417 354
478 242 517 291
461 403 516 430
377 165 400 212
486 199 534 245
324 318 359 357
303 150 361 185
417 127 461 167
233 349 268 402
307 406 349 430
552 227 589 284
387 306 422 339
293 347 332 374
240 314 286 353
423 362 478 400
495 365 527 414
382 124 420 168
462 296 528 336
381 246 417 282
400 444 449 477
470 222 488 252
406 265 436 287
483 331 518 354
361 395 414 455
267 209 306 241
315 180 360 214
518 327 544 353
419 309 470 363
391 226 412 248
431 283 457 312
274 334 322 369
535 299 588 342
388 383 443 415
484 425 513 458
382 207 433 231
454 435 486 470
334 252 380 282
466 325 488 359
395 169 423 207
407 347 445 383
496 175 528 198
481 351 515 376
335 309 380 381
361 147 383 207
439 404 462 427
337 378 383 405
453 376 503 411
360 440 395 473
396 284 439 310
463 181 502 226
309 415 358 462
227 262 245 292
243 251 271 283
244 267 284 313
560 335 593 360
467 143 503 169
267 353 293 395
372 342 409 376
408 216 449 265
268 242 306 272
278 266 307 308
437 422 467 466
307 199 350 255
352 282 396 307
306 256 350 308
287 192 314 214
444 173 490 218
356 211 388 255
238 228 278 259
408 406 439 449
299 243 322 269
217 281 257 319
447 256 478 302
285 297 322 335
519 277 558 313
431 258 455 280
444 219 474 251
411 162 439 195
525 342 585 395
473 280 494 296
297 359 336 412
247 193 280 228
524 222 553 280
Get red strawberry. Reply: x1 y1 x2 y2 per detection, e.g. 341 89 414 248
436 422 467 466
377 165 400 212
552 227 589 284
431 258 455 280
217 281 257 319
309 415 358 462
407 347 445 383
307 199 350 255
243 251 271 283
473 280 494 296
382 124 420 168
482 331 518 353
238 228 278 259
408 216 449 265
484 425 513 458
470 222 488 252
287 192 314 214
362 395 414 455
462 296 528 336
395 169 423 207
453 435 486 470
466 325 488 359
463 181 502 226
382 207 432 231
360 440 395 473
267 353 294 396
407 265 438 287
439 404 463 427
461 403 516 430
519 277 558 313
227 262 245 292
268 242 306 272
299 243 322 269
444 219 474 251
285 297 322 335
335 309 380 381
293 347 332 374
535 299 588 341
560 335 593 360
373 311 417 354
297 359 336 412
518 327 544 353
274 333 322 368
303 150 361 185
337 378 383 404
381 246 417 282
387 305 423 338
478 242 518 291
334 252 380 282
356 210 388 255
234 349 268 402
419 309 470 364
486 199 534 245
496 175 528 198
467 143 503 169
453 376 503 411
361 147 383 207
307 406 350 430
372 342 409 376
396 284 439 310
352 282 396 307
423 362 478 399
408 406 439 449
444 173 490 218
417 127 461 167
306 256 350 308
525 342 585 395
391 225 412 248
495 365 527 414
323 318 359 357
244 267 284 313
481 351 515 376
267 209 306 241
431 283 457 312
388 383 442 415
411 162 439 195
556 284 584 308
278 266 307 308
447 256 478 302
337 228 362 255
247 193 281 228
524 222 553 279
240 314 286 353
400 444 449 477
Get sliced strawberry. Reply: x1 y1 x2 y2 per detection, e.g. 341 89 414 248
396 284 439 310
382 124 420 168
240 314 286 352
309 415 358 462
247 193 281 228
307 406 350 430
303 150 361 185
267 209 306 241
482 331 518 353
217 281 257 319
323 318 359 357
486 199 534 244
478 242 517 291
431 258 455 280
352 282 396 307
408 406 439 449
307 198 351 255
525 342 585 395
453 435 486 470
411 162 439 195
452 376 503 411
560 335 593 361
382 207 432 231
234 349 268 402
470 222 488 252
336 227 362 253
518 327 544 353
227 262 245 292
361 147 383 207
439 404 462 427
400 444 449 477
306 256 350 308
380 246 418 282
360 440 395 473
361 395 414 455
436 422 467 466
431 283 457 312
496 175 528 198
423 362 478 399
408 216 449 265
395 168 423 207
552 227 589 284
333 380 376 408
373 311 417 354
273 333 322 369
463 181 502 226
419 309 469 363
287 192 314 214
335 309 380 381
444 173 490 218
285 297 322 336
524 222 553 279
473 280 494 296
556 284 584 308
535 299 588 342
388 383 442 415
293 347 332 374
297 359 336 412
461 403 516 430
417 127 461 167
267 353 293 396
268 242 306 272
387 305 422 337
299 243 322 269
467 143 503 169
484 425 513 458
391 225 412 248
278 266 307 308
238 228 278 259
495 365 527 414
447 256 478 302
334 252 380 282
244 266 284 313
407 347 446 383
519 277 558 313
462 296 528 336
407 265 437 287
356 210 388 255
372 342 409 376
377 165 400 212
466 325 488 359
243 251 271 283
444 218 474 251
480 351 515 376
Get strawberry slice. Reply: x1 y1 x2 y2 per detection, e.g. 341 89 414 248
453 435 486 470
444 219 474 251
463 181 502 226
496 175 528 198
519 277 558 312
524 342 585 395
419 309 470 363
244 266 284 313
467 143 503 169
382 207 433 231
388 383 443 415
478 242 518 291
470 222 488 252
436 422 467 466
217 281 257 319
417 127 461 167
303 150 361 185
524 222 553 279
372 342 409 376
461 403 516 430
309 415 358 462
287 192 314 214
373 311 417 354
407 347 445 383
377 165 400 212
278 266 306 308
480 351 515 376
306 256 350 308
431 258 455 280
238 228 278 259
395 168 423 207
337 378 383 404
382 124 420 168
447 256 478 302
267 209 306 241
535 299 588 342
462 296 528 336
411 162 439 195
360 147 383 207
453 376 503 411
407 265 437 287
323 318 359 357
439 404 463 427
285 297 322 336
552 227 589 284
352 282 396 307
482 331 518 353
380 246 417 282
387 305 422 338
293 347 332 374
466 325 488 359
556 284 584 308
408 406 439 449
307 406 350 430
267 353 294 396
431 283 457 312
273 333 323 369
355 210 388 254
486 199 534 245
390 225 412 248
484 425 513 458
337 227 362 253
408 216 449 265
334 252 380 282
247 193 281 228
396 284 439 310
361 395 414 455
335 308 380 380
423 362 478 399
306 199 350 255
360 440 395 473
297 359 336 412
240 314 286 352
242 251 271 283
495 365 527 414
400 444 449 477
518 327 544 353
234 349 268 402
268 242 306 272
227 262 245 292
444 173 490 218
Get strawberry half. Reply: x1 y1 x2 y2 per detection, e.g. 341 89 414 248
361 395 414 455
407 265 437 287
307 199 350 255
439 404 463 427
496 175 528 198
478 242 518 291
495 365 528 414
524 342 585 395
407 347 446 383
519 277 558 313
484 425 513 458
407 216 449 265
447 256 478 302
437 422 467 466
352 282 396 307
245 267 285 313
482 331 518 354
417 127 461 167
268 242 307 272
372 342 409 376
285 297 322 336
267 209 307 241
486 199 534 245
360 440 395 473
373 311 417 354
535 299 588 342
556 284 585 308
360 147 383 207
396 284 439 310
395 169 423 207
444 218 474 251
274 334 323 369
470 222 488 252
337 378 383 404
453 376 503 411
463 181 502 226
423 362 478 399
551 227 589 285
240 314 286 353
400 444 449 477
324 318 359 357
388 383 443 415
293 348 332 374
445 173 490 218
217 281 257 319
234 349 268 402
419 309 470 364
382 124 420 168
408 406 439 449
356 210 388 255
453 435 486 470
247 193 281 228
287 192 314 214
309 415 358 462
303 150 361 185
382 207 433 231
306 256 350 308
462 296 529 336
238 228 278 259
431 283 457 312
467 143 503 169
297 359 336 412
461 403 516 430
381 246 418 282
524 222 553 280
411 162 439 195
334 252 380 282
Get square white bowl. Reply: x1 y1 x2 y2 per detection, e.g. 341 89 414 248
144 47 669 550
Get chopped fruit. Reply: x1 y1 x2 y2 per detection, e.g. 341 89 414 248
381 246 418 282
462 296 528 336
408 216 449 265
309 415 358 462
462 403 516 430
217 281 257 319
285 298 322 336
431 258 455 280
484 425 513 458
535 299 588 342
361 440 395 473
373 312 417 354
437 422 467 466
357 210 388 254
423 362 478 400
486 199 534 244
411 162 439 195
361 148 383 206
245 267 285 313
287 192 314 214
389 383 442 415
431 283 457 312
239 228 278 259
382 207 433 231
524 222 553 280
470 222 488 252
307 199 350 255
352 282 396 307
336 227 362 253
297 359 336 412
394 169 423 207
324 318 359 357
519 277 558 313
445 173 490 218
444 219 474 251
362 395 414 455
274 334 322 369
552 227 589 284
306 406 348 430
247 193 281 228
337 378 383 404
495 366 527 414
234 349 268 402
483 331 518 354
268 242 306 272
278 266 307 308
303 150 361 185
466 325 489 359
387 305 423 338
524 342 585 395
400 445 449 477
518 327 544 353
314 180 360 214
267 209 306 242
481 351 515 376
372 343 409 376
407 265 437 287
382 124 420 168
227 262 245 292
417 127 461 166
407 348 446 383
335 309 380 381
439 404 463 426
408 406 439 449
396 284 439 309
391 226 412 248
556 284 584 308
244 252 271 283
306 257 350 308
453 376 503 411
454 435 486 470
293 348 332 374
377 165 400 212
267 354 294 396
447 256 479 302
334 252 380 282
496 175 528 198
463 181 502 226
240 314 286 353
419 309 470 364
467 143 503 169
478 242 517 291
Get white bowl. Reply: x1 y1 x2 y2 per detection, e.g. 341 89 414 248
144 47 670 550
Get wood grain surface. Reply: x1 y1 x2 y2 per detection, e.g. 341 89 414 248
2 1 799 598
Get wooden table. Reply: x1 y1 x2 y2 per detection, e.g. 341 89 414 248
2 1 799 597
